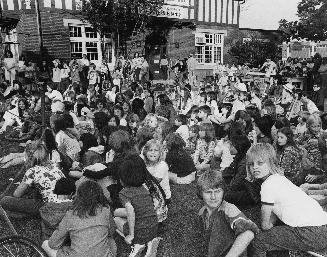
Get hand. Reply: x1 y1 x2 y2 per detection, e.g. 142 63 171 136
106 150 115 163
72 161 80 169
124 234 134 245
305 174 319 183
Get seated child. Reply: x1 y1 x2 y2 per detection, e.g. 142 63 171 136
113 155 161 256
165 133 196 184
175 114 189 143
42 180 117 257
197 171 258 257
40 178 75 240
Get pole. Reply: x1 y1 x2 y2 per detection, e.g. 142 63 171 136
35 0 46 131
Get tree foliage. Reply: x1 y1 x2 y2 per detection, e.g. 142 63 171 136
278 0 327 41
228 39 281 67
81 0 164 51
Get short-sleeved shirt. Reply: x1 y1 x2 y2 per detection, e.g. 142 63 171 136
261 174 327 227
199 201 246 231
22 165 65 203
119 186 158 244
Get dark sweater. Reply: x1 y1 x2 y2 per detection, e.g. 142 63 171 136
166 148 196 177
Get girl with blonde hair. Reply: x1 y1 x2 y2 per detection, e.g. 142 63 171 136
142 139 171 201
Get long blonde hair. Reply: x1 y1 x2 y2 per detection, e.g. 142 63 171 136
246 143 284 181
25 141 51 168
142 139 164 166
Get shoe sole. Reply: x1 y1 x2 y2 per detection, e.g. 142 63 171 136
144 237 162 257
129 244 146 257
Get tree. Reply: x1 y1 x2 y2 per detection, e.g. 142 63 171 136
278 0 327 41
81 0 164 56
228 39 281 67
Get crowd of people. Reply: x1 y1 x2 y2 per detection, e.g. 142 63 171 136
1 48 327 257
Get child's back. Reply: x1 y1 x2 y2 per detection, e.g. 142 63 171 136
49 207 116 257
119 185 158 245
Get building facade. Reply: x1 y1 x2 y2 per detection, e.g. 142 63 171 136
127 0 241 79
282 41 327 60
1 0 242 77
1 0 115 67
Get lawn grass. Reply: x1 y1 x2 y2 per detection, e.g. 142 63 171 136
0 135 317 257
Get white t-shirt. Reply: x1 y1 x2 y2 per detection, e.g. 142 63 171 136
47 90 63 102
176 125 189 143
146 161 171 199
261 174 327 227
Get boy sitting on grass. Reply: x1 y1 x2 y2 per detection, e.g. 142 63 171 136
197 171 259 257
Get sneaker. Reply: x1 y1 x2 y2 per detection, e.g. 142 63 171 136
129 244 146 257
144 237 162 257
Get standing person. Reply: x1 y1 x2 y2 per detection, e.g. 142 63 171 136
37 60 51 84
139 56 149 83
160 54 169 80
187 53 198 86
52 59 61 91
247 143 327 257
59 62 70 93
131 52 142 82
3 50 17 86
42 180 117 257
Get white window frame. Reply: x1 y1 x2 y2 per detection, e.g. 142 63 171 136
65 19 115 68
195 32 224 64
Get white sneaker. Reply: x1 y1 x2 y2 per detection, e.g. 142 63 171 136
144 237 162 257
129 244 146 257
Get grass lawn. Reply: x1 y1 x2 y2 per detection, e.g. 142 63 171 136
0 135 318 257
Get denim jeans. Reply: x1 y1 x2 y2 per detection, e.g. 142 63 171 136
248 225 327 257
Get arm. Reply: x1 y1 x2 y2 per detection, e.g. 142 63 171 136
48 214 69 249
193 141 200 165
261 204 276 230
124 202 135 244
202 141 216 164
13 182 29 198
225 231 255 257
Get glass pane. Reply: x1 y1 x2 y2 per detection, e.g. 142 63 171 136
214 34 222 45
86 42 98 61
70 42 83 58
204 45 212 63
205 33 213 44
85 27 97 38
104 43 113 63
196 46 204 63
214 46 221 63
69 26 82 37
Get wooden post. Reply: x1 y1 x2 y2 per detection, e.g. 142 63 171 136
35 0 46 131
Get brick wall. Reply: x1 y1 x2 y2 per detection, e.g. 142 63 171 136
166 27 195 60
16 11 77 62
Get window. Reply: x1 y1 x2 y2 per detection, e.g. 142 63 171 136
86 42 98 61
68 22 114 65
70 42 83 58
85 27 97 38
104 42 113 63
69 26 82 37
195 32 224 64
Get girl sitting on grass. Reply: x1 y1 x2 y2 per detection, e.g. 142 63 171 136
114 154 162 257
42 180 117 257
